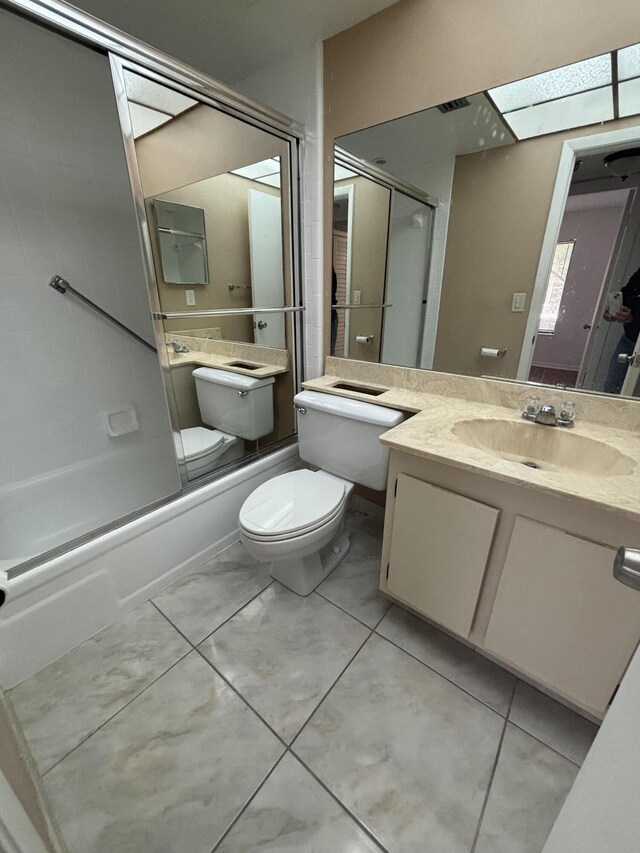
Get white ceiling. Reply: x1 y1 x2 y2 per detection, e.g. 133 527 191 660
338 93 514 190
73 0 401 83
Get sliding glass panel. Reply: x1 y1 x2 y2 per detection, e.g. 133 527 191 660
120 70 298 483
0 11 181 573
381 192 434 368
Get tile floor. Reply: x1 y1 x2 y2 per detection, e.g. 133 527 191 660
10 512 598 853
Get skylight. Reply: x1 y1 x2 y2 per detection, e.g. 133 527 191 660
230 157 281 187
487 47 640 141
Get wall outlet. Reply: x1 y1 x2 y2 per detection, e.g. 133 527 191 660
353 290 362 305
511 292 526 312
185 289 196 306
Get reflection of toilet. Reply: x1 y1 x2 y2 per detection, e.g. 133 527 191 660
179 367 275 478
177 427 243 479
239 390 404 595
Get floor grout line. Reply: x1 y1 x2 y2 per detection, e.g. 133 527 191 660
41 646 194 777
506 713 583 768
289 751 389 852
288 627 375 751
469 680 517 853
193 645 290 749
372 628 511 720
209 750 288 853
153 578 275 648
314 586 392 631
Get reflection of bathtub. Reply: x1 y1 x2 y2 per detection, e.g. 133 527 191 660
0 440 180 575
0 445 298 687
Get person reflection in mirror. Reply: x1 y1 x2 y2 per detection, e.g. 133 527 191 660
603 267 640 394
331 266 338 356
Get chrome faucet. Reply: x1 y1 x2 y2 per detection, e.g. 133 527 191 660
167 340 189 353
522 398 575 428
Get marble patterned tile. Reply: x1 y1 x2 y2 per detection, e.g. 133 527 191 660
152 541 272 644
377 606 516 715
217 753 382 852
474 723 579 853
44 652 283 853
317 553 391 628
198 584 370 742
294 634 504 853
509 681 598 765
10 602 190 773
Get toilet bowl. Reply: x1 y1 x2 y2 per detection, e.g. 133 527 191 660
239 469 354 595
178 427 244 479
239 390 405 595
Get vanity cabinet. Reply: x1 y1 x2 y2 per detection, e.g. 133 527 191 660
380 449 640 718
484 517 640 714
387 474 498 637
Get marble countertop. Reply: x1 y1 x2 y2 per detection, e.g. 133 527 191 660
168 350 288 379
302 373 640 523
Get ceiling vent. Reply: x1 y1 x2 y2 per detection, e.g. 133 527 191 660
437 97 471 114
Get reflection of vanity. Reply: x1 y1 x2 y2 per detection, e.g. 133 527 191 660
305 359 640 720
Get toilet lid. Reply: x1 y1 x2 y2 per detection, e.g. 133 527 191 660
179 427 228 461
239 470 347 537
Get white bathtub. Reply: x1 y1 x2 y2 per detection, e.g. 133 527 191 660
0 439 180 575
0 445 298 688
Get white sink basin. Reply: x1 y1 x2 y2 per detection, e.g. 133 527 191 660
453 418 635 478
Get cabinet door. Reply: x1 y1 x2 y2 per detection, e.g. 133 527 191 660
387 474 499 637
485 517 640 715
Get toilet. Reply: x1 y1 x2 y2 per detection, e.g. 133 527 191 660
178 367 275 478
239 390 405 595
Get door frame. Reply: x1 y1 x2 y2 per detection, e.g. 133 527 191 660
517 125 640 381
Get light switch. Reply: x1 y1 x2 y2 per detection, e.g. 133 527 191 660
512 292 526 312
186 289 196 306
353 290 362 305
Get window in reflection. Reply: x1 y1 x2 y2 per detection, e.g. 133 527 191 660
538 241 575 334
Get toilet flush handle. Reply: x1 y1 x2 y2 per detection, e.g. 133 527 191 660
238 390 249 397
294 404 307 415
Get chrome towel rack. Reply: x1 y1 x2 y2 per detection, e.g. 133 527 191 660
48 275 157 354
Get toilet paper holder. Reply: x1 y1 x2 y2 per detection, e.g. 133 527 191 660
355 334 374 344
480 346 507 358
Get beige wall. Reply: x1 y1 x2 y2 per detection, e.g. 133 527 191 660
433 115 640 378
0 693 59 852
336 176 390 362
136 104 287 199
136 103 292 341
323 0 640 364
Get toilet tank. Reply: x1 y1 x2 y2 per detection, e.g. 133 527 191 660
295 390 405 490
193 367 275 440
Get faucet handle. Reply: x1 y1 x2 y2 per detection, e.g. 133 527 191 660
559 400 576 424
523 395 542 416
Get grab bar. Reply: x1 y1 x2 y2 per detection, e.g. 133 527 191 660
48 275 157 354
154 306 305 320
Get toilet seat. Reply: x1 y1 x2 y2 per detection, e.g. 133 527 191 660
239 469 348 540
179 426 229 462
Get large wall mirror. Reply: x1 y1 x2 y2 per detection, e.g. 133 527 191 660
122 69 298 483
334 44 640 398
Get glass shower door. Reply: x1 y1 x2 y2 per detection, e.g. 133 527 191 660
0 9 181 573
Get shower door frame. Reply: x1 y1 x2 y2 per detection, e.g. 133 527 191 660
1 0 306 580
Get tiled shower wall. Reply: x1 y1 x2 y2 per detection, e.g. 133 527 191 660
233 43 325 379
0 10 178 492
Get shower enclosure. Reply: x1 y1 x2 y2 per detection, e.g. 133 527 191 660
0 1 304 582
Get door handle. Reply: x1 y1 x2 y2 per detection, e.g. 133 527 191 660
257 320 268 330
614 547 640 591
582 323 592 330
617 353 636 365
